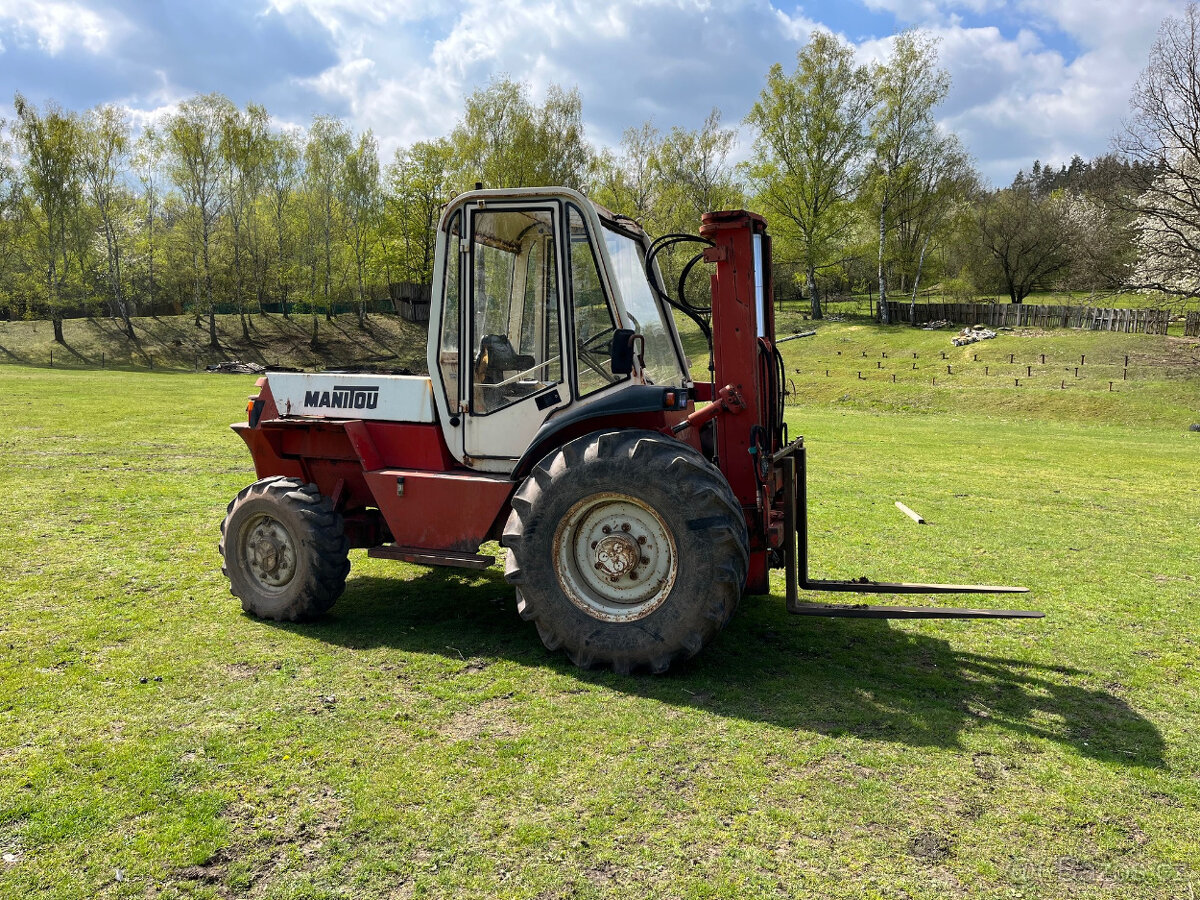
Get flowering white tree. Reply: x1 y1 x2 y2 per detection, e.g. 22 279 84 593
1119 3 1200 302
1132 166 1200 298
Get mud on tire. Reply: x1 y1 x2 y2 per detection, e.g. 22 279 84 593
220 477 350 621
502 429 749 674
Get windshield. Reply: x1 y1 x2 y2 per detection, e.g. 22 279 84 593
602 226 688 387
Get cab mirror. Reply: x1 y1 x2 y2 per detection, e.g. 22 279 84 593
610 328 636 375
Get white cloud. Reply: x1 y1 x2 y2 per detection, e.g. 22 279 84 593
0 0 1189 188
0 0 117 54
846 1 1192 183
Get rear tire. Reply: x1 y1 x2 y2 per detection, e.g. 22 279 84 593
220 477 350 621
502 429 748 674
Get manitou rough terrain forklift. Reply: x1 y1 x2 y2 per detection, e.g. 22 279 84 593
220 187 1037 673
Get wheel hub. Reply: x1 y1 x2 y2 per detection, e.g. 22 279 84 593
244 516 297 589
554 492 677 622
594 533 640 579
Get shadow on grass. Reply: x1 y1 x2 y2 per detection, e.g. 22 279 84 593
0 343 32 365
265 566 1164 769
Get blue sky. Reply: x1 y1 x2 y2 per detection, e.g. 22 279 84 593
0 0 1188 186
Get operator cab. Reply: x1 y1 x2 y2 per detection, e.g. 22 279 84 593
428 187 691 473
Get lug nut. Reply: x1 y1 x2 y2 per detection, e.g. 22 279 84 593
621 523 630 532
637 535 646 545
594 562 602 569
591 541 598 549
628 571 638 580
641 556 650 565
602 525 611 534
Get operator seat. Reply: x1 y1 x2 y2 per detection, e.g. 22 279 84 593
477 334 535 383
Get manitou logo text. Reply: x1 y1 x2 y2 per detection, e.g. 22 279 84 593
304 385 380 410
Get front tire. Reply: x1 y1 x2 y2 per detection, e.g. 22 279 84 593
502 430 749 674
220 477 350 621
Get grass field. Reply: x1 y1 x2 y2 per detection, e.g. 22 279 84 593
0 322 1198 899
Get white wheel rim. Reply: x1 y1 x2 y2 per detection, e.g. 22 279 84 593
554 492 677 622
241 514 298 590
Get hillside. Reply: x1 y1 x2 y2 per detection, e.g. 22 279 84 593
0 312 431 374
2 310 1198 430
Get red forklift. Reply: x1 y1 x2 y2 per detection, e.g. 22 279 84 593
221 187 1036 674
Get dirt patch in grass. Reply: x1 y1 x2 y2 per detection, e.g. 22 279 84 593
440 698 524 742
909 829 954 862
172 788 346 896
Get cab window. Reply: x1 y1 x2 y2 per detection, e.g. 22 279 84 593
568 205 622 397
437 211 462 411
469 208 562 414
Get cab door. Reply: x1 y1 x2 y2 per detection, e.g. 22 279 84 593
460 203 570 471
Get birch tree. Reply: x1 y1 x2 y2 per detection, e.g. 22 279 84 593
132 127 164 313
12 94 84 344
80 104 134 336
384 137 454 286
745 31 873 319
343 129 380 327
591 121 663 226
452 78 590 190
263 129 301 316
221 103 269 337
163 92 234 348
304 115 351 341
867 31 950 324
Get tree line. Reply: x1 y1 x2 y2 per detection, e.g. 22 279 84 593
2 6 1199 347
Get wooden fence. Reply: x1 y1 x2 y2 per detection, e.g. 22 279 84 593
885 301 1171 335
389 281 431 323
1186 311 1200 337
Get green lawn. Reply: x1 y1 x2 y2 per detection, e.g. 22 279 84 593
0 324 1197 898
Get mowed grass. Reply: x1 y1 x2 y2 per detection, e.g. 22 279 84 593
0 324 1198 899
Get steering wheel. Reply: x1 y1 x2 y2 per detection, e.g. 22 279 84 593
580 325 616 355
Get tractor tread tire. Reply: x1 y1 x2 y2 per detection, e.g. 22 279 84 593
220 476 350 622
502 429 748 674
